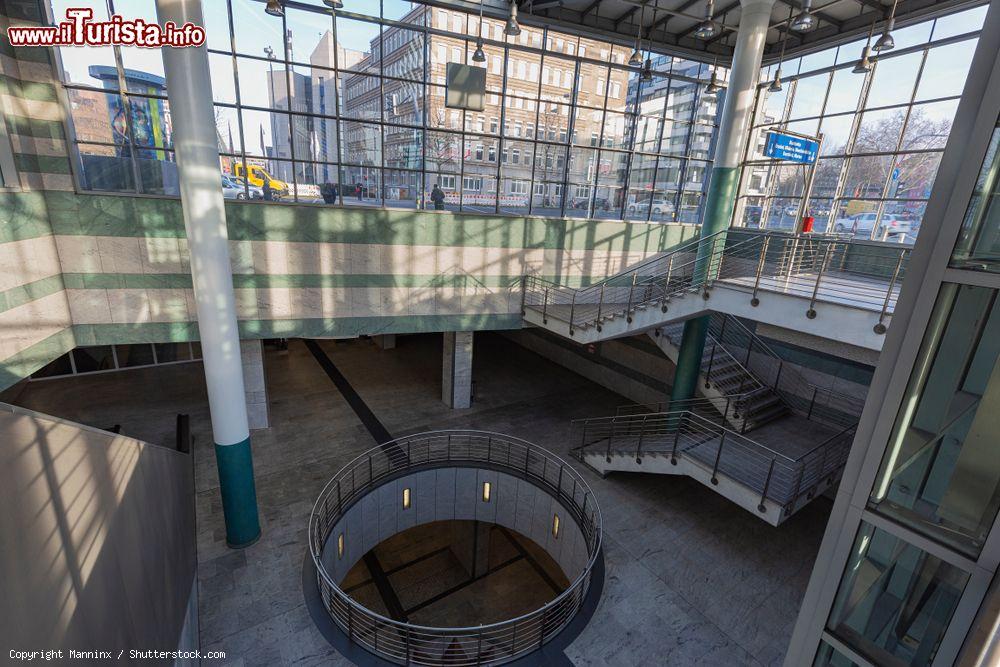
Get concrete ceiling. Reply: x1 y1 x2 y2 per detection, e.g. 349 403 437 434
461 0 985 62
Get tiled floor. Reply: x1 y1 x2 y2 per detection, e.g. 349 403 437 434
11 332 832 666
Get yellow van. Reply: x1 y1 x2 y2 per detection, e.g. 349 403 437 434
232 163 289 197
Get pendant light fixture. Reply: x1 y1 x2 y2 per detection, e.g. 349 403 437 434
473 0 487 62
629 5 645 66
790 0 816 33
505 0 521 37
640 57 653 82
853 19 877 73
693 0 719 40
706 57 721 94
769 7 793 93
873 0 899 52
264 0 284 17
322 0 343 9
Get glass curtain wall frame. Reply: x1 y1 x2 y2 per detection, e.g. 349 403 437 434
48 0 723 222
735 17 986 241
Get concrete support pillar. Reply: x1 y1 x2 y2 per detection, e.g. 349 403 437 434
374 334 396 350
671 0 776 407
442 331 473 409
241 339 269 430
157 0 260 547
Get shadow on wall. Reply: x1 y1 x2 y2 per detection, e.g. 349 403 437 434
0 403 197 655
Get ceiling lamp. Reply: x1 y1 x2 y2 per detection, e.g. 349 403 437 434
505 1 521 37
693 0 719 40
790 0 816 32
472 0 486 62
853 20 876 74
322 0 343 8
629 5 645 66
769 7 792 92
264 0 284 17
640 58 653 82
706 70 721 94
873 0 899 52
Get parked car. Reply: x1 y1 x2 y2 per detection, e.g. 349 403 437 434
831 212 912 238
570 197 612 211
221 175 248 200
231 176 263 200
627 199 675 217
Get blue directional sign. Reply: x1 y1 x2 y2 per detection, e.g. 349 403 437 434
764 131 819 164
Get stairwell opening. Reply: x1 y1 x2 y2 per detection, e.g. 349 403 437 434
309 431 602 666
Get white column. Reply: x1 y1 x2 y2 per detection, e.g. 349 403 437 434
442 331 474 409
715 0 776 170
241 339 269 430
156 0 259 547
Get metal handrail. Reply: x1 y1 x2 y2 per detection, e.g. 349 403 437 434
308 430 603 667
521 230 911 335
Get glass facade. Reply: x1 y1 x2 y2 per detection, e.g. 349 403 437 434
737 5 988 243
953 121 1000 271
826 523 969 666
51 0 724 223
870 283 1000 558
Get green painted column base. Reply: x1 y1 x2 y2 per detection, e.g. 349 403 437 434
671 165 740 406
670 315 710 406
215 438 262 548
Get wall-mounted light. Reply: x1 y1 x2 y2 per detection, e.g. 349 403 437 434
337 533 345 558
873 0 899 52
322 0 343 9
505 1 521 37
402 487 411 509
790 0 816 33
264 0 284 17
552 513 560 538
482 481 492 502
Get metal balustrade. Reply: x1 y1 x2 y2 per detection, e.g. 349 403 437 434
519 231 910 336
309 430 603 667
572 411 856 516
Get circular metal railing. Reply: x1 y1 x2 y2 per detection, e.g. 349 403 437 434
308 430 603 666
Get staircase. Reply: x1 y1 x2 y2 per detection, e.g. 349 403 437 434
571 411 857 526
518 230 909 351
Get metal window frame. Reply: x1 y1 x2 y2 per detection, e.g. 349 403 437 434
48 0 720 223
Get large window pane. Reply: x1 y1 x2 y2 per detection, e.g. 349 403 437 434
953 125 1000 271
827 523 969 665
865 53 923 109
916 40 976 101
871 284 1000 556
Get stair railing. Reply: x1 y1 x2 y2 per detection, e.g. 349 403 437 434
708 313 865 429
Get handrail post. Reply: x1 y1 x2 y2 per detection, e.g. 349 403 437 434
670 414 683 464
750 234 770 307
542 287 549 324
568 290 577 336
874 249 906 334
635 415 646 463
626 271 637 323
662 255 674 312
806 244 832 319
773 361 783 392
595 283 606 331
807 387 818 420
758 458 776 512
519 275 527 315
710 430 726 485
705 342 717 389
